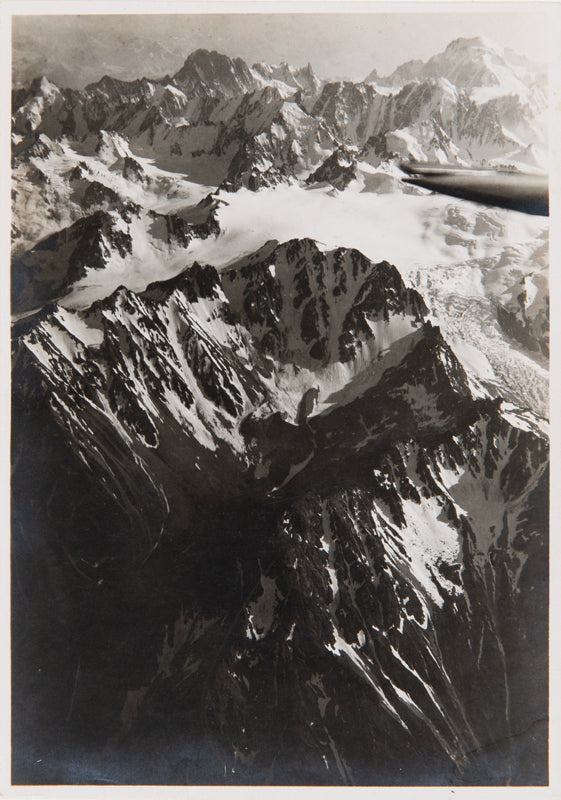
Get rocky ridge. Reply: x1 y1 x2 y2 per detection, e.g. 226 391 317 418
12 238 548 784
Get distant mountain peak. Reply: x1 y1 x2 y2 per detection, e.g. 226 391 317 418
173 48 255 93
366 35 542 100
444 35 499 52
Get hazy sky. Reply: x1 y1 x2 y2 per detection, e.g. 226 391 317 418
12 8 550 88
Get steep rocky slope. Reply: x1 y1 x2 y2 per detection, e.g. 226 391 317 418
12 240 548 784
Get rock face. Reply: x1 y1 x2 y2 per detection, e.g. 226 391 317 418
497 273 549 357
306 146 359 190
12 238 548 785
11 201 219 313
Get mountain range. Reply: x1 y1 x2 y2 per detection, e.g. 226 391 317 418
11 35 549 785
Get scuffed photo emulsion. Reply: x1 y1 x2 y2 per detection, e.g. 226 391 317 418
11 9 550 787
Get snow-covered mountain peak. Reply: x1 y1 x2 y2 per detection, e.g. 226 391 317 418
251 59 322 97
443 35 500 54
369 35 545 107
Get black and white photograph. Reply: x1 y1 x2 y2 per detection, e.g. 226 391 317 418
7 2 557 790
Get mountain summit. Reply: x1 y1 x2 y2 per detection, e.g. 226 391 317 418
367 35 545 101
173 48 257 96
